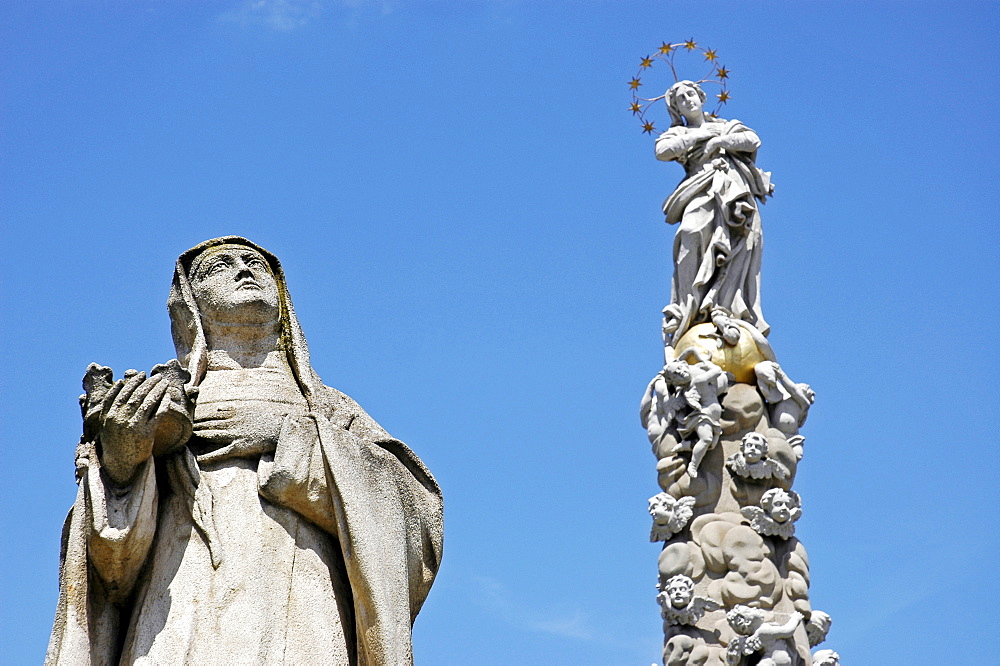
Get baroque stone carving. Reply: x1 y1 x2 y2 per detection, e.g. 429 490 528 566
649 492 697 541
48 237 443 665
725 605 803 666
742 488 802 540
726 432 789 481
805 610 832 648
655 80 773 347
656 574 722 626
640 347 731 479
640 69 834 664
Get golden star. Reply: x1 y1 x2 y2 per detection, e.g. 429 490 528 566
684 39 697 51
629 77 642 90
640 56 653 69
659 42 673 55
630 102 642 115
716 66 730 80
717 91 731 104
642 121 656 134
704 49 718 62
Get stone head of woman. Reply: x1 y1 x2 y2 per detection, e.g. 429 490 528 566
666 80 708 127
188 244 281 328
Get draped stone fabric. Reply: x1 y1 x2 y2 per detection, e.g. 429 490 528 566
47 237 443 665
656 119 773 345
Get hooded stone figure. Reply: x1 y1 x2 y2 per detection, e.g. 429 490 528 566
47 237 443 665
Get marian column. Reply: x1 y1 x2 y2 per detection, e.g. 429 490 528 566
631 43 837 666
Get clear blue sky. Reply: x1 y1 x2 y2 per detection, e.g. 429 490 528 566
2 1 997 663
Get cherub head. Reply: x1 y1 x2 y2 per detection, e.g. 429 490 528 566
760 488 801 524
663 575 695 609
812 649 840 666
726 605 766 636
662 359 692 386
741 432 768 464
648 493 695 541
648 493 675 525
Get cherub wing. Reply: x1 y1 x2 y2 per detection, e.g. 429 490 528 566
689 596 723 618
765 458 789 480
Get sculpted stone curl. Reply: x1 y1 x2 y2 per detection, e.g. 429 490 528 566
48 237 443 666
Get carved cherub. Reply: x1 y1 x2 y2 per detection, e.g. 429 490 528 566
726 432 789 481
806 610 832 647
640 365 689 450
656 575 721 626
648 492 696 541
725 605 802 666
754 361 815 459
812 649 840 666
664 348 730 478
741 488 801 540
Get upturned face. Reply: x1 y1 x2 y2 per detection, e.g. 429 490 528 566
663 361 690 384
190 246 280 326
666 579 693 608
742 435 766 464
769 492 792 523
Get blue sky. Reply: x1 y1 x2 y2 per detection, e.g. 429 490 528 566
1 1 998 663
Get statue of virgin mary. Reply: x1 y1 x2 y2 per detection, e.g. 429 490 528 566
47 237 443 665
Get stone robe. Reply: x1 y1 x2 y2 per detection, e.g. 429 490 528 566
47 237 443 665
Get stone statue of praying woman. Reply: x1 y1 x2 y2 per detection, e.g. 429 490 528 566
47 237 443 666
655 80 774 346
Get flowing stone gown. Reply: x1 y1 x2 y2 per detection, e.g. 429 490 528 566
655 118 772 345
47 238 443 666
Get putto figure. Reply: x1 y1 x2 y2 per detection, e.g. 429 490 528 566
725 605 802 666
47 237 443 665
656 575 721 627
640 347 730 479
741 488 802 540
655 80 773 345
648 492 696 541
754 360 815 459
726 432 789 481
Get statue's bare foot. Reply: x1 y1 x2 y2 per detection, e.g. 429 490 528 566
686 462 699 478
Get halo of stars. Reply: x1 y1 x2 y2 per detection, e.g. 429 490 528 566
629 40 731 135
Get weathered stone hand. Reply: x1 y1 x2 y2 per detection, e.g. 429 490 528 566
99 371 168 485
192 407 284 463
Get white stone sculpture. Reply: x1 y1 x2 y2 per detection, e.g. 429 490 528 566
641 347 730 479
812 648 840 666
47 237 443 665
655 80 773 346
754 360 815 459
637 59 830 663
648 492 697 541
805 610 832 647
725 605 802 666
741 488 801 540
726 432 789 481
656 575 722 626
